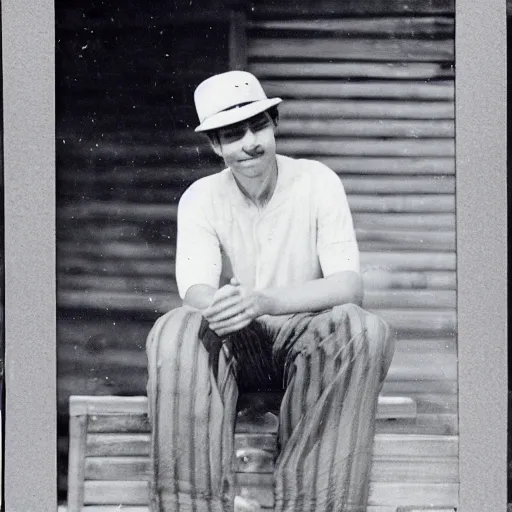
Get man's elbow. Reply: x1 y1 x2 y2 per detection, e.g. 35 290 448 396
349 273 364 307
329 271 364 308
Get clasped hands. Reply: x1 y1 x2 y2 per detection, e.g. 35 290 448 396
202 278 270 337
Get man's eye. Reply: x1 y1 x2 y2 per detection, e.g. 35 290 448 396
251 119 270 131
222 129 244 140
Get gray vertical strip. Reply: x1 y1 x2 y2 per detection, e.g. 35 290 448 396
456 0 507 511
2 0 56 511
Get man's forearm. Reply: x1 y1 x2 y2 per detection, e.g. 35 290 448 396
259 271 363 316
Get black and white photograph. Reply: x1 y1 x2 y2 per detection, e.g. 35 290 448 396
56 1 458 511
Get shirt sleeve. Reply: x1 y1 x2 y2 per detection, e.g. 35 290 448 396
315 165 360 276
175 181 222 299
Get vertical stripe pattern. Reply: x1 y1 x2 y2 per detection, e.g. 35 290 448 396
146 303 394 512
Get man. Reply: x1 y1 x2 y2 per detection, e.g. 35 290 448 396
146 70 395 512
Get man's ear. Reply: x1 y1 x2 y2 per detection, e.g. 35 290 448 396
273 112 279 128
207 132 223 157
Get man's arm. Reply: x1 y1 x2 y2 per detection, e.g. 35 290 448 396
203 270 363 337
259 270 363 314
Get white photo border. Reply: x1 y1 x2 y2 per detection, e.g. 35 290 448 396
1 0 508 510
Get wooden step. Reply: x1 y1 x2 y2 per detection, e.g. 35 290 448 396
70 395 415 421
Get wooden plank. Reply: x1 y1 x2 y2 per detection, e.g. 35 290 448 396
348 195 454 213
370 457 458 483
58 165 218 186
88 414 150 434
262 80 454 100
75 507 402 512
71 396 148 416
354 213 455 230
234 451 457 481
376 396 417 419
394 337 456 354
57 318 153 352
373 309 456 335
251 61 454 79
58 241 175 260
58 275 177 293
83 481 149 505
397 508 456 512
58 289 180 314
229 8 247 70
373 434 458 458
387 352 458 381
59 202 178 221
362 270 456 290
361 251 456 271
86 434 151 457
237 476 458 508
250 0 455 16
278 119 454 138
249 18 454 38
58 257 177 278
67 414 88 511
357 230 455 251
363 290 456 309
381 379 457 396
277 139 455 157
279 100 454 119
368 482 458 507
85 457 150 481
59 379 149 414
81 508 149 512
375 413 458 435
347 174 455 195
323 157 455 175
62 141 216 164
413 394 458 415
249 39 454 62
59 346 147 374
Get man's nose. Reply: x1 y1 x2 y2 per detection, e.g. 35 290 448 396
241 127 257 149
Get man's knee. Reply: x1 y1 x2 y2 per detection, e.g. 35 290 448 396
364 310 395 372
330 303 395 374
146 306 204 366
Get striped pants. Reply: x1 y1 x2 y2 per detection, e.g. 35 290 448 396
146 303 394 512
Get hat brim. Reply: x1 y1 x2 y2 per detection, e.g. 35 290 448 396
195 97 282 132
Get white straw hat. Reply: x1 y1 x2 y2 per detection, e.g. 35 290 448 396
194 71 282 132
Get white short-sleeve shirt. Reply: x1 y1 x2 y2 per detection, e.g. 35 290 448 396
176 154 360 299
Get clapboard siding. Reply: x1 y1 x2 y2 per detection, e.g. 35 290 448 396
245 5 457 454
56 1 457 498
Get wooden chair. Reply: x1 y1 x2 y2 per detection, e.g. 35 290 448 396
67 394 458 512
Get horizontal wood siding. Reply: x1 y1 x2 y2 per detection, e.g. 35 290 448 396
246 8 456 439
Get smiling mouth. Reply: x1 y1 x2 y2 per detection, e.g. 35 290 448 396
240 154 263 162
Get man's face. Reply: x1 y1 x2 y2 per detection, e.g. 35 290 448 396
211 111 277 178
